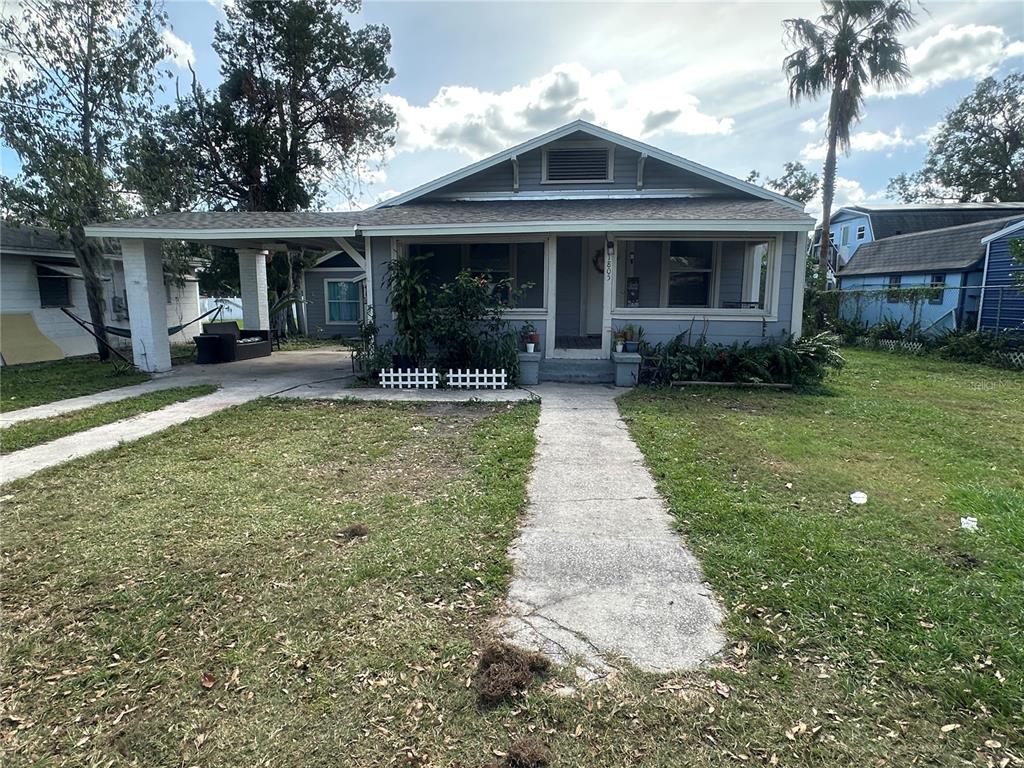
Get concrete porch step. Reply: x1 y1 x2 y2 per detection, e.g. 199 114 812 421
539 358 614 384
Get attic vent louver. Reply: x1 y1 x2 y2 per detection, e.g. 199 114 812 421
543 145 612 183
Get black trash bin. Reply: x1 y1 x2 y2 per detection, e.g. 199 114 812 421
195 334 223 364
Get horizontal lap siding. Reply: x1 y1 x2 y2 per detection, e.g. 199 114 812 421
980 234 1024 333
304 268 362 338
423 133 730 198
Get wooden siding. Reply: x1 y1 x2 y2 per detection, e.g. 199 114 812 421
303 267 363 337
980 233 1024 333
423 132 734 199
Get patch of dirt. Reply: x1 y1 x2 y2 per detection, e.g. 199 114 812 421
474 641 550 703
948 551 981 570
505 736 553 768
336 523 369 540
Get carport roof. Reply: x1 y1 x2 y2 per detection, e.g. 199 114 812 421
86 197 812 241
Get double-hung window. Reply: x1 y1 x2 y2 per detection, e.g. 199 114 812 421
665 241 714 307
856 225 866 240
929 273 945 305
325 279 361 323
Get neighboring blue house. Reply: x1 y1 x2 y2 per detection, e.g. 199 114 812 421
812 203 1024 275
979 218 1024 335
837 215 1024 335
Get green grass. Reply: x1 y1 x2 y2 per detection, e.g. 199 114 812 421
1 357 150 412
1 351 1021 767
1 399 540 765
1 385 217 453
618 348 1023 765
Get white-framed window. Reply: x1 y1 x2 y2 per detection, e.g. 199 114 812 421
856 225 866 240
36 266 72 308
325 278 361 323
840 225 850 246
662 241 715 308
929 273 945 305
541 142 613 184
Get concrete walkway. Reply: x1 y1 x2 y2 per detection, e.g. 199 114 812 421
1 349 357 483
501 384 725 678
0 349 537 483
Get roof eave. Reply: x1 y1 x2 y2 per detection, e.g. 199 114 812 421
84 225 359 240
980 218 1024 244
358 218 814 237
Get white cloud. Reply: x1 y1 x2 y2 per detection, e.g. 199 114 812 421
804 176 887 223
799 118 819 134
800 127 915 162
162 29 194 69
387 62 734 160
885 24 1024 96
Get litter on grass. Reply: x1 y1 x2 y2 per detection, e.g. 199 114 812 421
960 516 978 530
850 491 868 505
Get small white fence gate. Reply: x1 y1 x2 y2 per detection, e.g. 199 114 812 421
379 368 439 389
377 368 508 390
446 369 507 390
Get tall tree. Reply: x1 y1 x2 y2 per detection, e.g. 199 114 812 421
182 0 396 212
888 74 1024 203
784 0 915 276
747 161 821 203
0 0 168 357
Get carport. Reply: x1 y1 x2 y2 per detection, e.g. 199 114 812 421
85 211 364 372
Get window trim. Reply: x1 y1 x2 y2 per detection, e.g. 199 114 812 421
612 234 781 319
659 240 719 308
323 277 363 325
840 225 850 246
541 141 614 185
929 273 946 305
856 225 866 240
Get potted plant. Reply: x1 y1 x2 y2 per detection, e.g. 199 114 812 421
621 324 640 353
614 333 625 353
521 322 539 354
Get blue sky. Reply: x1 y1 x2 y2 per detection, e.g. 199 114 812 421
4 0 1023 219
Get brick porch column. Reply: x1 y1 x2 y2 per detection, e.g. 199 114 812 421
237 249 270 330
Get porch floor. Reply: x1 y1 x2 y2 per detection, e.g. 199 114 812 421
554 334 601 349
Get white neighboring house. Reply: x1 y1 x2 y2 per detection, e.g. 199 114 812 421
0 222 201 365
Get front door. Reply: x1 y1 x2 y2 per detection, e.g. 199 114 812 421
553 236 605 358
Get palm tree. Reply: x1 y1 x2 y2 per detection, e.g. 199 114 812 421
784 0 916 278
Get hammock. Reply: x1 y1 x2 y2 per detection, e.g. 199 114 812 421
61 304 222 339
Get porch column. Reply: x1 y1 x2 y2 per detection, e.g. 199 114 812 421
121 238 172 372
237 249 270 330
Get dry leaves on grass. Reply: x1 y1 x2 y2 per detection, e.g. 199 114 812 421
474 642 550 704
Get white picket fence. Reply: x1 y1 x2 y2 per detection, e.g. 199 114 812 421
446 368 507 390
379 368 439 389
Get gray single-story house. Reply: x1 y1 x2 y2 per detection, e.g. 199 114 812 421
85 120 813 378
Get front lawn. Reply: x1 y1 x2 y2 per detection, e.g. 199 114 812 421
1 351 1021 767
1 358 149 412
620 348 1023 765
1 384 217 453
1 399 539 765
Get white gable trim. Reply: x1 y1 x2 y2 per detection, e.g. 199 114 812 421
373 120 806 212
980 218 1024 244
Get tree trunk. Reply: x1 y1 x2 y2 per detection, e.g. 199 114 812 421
819 123 840 282
68 223 111 360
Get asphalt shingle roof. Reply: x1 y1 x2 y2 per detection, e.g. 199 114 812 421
839 215 1024 277
1 222 73 253
88 197 810 233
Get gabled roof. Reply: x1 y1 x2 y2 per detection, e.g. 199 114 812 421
981 217 1024 244
827 203 1024 240
840 215 1024 277
374 120 806 212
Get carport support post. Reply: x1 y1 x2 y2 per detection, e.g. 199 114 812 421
237 249 270 330
121 238 172 373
